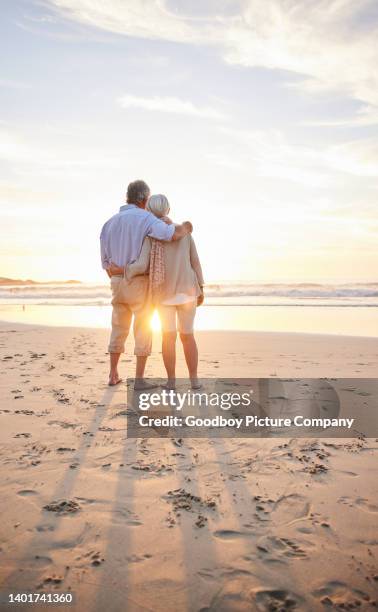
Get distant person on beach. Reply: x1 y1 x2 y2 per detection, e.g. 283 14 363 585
100 180 193 389
108 194 204 390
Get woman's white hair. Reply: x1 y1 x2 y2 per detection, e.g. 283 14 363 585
147 194 170 218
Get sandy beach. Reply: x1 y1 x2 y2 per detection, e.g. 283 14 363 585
0 322 377 611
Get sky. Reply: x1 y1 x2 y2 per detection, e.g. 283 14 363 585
1 0 377 283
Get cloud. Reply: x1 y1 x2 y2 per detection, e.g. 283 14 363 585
206 126 378 186
117 94 227 119
326 138 378 177
301 105 378 128
223 2 378 108
0 124 130 178
44 0 378 111
210 127 332 187
43 0 212 43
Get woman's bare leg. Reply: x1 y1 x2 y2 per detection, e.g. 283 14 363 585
162 331 177 386
179 333 199 386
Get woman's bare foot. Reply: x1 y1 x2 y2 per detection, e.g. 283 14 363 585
190 377 202 390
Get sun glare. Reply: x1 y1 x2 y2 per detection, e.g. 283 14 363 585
150 309 161 332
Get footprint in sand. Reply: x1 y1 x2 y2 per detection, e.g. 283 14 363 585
254 588 305 611
254 494 311 526
213 529 254 541
37 575 64 588
256 535 311 562
353 497 378 513
273 494 311 525
43 499 81 514
112 506 142 526
201 578 305 611
33 555 53 567
312 580 373 609
48 420 78 429
35 524 55 532
254 496 275 522
131 461 174 475
76 550 105 567
200 578 257 611
126 553 152 563
338 496 378 513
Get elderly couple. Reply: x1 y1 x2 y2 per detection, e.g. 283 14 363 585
100 179 204 391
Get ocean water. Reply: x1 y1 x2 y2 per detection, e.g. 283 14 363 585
0 281 377 336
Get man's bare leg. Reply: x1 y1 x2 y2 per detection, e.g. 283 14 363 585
134 355 160 390
136 355 147 380
109 352 122 386
110 354 158 389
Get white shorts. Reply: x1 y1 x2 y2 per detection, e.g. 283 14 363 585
158 301 196 334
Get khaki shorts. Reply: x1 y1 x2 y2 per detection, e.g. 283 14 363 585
108 276 152 356
158 301 196 334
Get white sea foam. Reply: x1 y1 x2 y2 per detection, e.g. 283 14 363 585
0 282 377 306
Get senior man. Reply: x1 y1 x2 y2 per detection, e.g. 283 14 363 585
100 179 192 389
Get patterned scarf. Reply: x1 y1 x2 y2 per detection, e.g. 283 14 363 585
149 239 165 304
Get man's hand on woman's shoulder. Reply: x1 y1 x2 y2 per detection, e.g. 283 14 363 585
183 221 193 233
161 216 192 233
171 220 193 241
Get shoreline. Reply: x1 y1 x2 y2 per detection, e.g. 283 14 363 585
1 318 378 340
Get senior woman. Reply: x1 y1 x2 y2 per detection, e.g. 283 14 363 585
109 194 204 389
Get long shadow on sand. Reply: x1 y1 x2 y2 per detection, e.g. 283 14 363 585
1 386 117 598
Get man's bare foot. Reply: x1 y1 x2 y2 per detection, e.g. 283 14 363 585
108 372 122 386
162 379 176 390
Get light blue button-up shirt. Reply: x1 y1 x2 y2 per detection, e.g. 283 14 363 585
100 204 175 269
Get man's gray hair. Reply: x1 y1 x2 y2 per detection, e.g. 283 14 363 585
126 180 150 205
